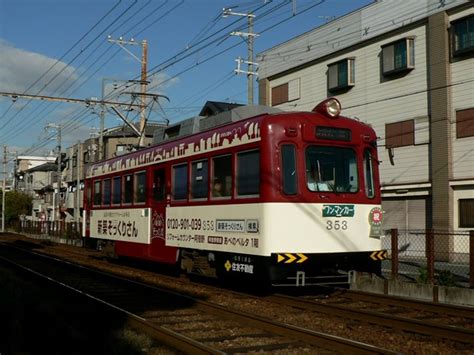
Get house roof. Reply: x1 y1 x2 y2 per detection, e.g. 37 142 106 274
104 122 166 138
199 101 244 117
26 162 58 173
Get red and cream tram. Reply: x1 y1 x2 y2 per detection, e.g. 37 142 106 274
84 98 386 286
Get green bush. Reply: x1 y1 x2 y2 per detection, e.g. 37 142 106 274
417 265 429 284
438 269 457 287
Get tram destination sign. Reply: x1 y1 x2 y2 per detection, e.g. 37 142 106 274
316 126 351 142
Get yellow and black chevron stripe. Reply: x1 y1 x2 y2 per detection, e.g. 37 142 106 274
370 250 388 261
277 253 308 264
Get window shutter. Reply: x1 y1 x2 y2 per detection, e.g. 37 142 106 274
328 64 339 91
271 83 289 106
456 108 474 138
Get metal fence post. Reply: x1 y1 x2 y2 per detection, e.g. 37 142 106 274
391 228 399 279
426 229 435 284
470 230 474 289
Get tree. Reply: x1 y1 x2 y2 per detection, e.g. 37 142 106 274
1 190 32 226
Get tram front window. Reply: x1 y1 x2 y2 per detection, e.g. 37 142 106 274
305 146 358 193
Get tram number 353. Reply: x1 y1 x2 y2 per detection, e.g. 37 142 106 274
326 220 348 230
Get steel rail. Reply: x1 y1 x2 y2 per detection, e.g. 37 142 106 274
269 294 474 345
0 255 223 355
194 298 397 355
337 289 474 319
0 243 395 354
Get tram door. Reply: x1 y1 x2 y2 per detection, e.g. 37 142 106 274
149 168 175 262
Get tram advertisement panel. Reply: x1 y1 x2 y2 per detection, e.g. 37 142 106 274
166 203 382 256
90 208 151 244
166 205 262 255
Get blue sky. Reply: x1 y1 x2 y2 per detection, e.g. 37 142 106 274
0 0 372 155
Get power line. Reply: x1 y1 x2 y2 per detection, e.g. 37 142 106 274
0 1 141 148
0 0 124 123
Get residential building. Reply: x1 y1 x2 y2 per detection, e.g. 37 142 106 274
22 162 59 221
62 121 166 221
257 0 473 259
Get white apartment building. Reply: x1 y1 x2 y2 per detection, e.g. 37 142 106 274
257 0 474 239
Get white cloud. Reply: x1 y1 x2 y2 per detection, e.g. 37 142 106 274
0 39 78 95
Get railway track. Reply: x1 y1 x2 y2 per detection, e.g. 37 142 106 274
265 291 474 345
0 243 395 354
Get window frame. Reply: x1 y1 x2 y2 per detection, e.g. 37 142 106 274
112 176 122 205
172 163 189 201
123 174 134 205
102 178 111 206
382 37 415 76
115 145 127 156
327 58 355 92
83 151 90 164
363 149 375 199
211 154 232 200
236 149 260 198
134 171 147 204
451 15 474 57
281 144 298 195
152 169 166 202
305 145 359 194
93 180 102 206
191 159 209 200
459 198 474 228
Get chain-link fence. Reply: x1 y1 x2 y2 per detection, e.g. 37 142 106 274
381 229 474 288
13 220 82 240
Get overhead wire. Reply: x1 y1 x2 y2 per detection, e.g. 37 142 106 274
12 0 445 155
17 1 184 154
0 0 140 141
0 0 124 123
0 0 177 147
24 0 328 152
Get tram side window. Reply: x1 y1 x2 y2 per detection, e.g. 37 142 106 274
237 150 260 196
123 174 133 204
191 160 208 199
93 180 101 206
153 169 165 202
212 155 232 198
112 176 121 205
103 179 111 205
281 145 297 195
173 164 188 200
135 171 146 203
86 183 92 207
364 149 375 198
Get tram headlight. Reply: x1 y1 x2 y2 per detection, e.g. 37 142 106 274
312 97 341 119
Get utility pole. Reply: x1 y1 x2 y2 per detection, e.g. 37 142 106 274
2 146 6 233
223 8 259 105
75 141 81 229
45 123 62 222
108 36 149 147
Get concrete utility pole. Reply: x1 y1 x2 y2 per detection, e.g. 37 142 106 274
108 36 149 147
75 141 81 228
45 123 62 222
2 146 6 233
223 8 259 105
